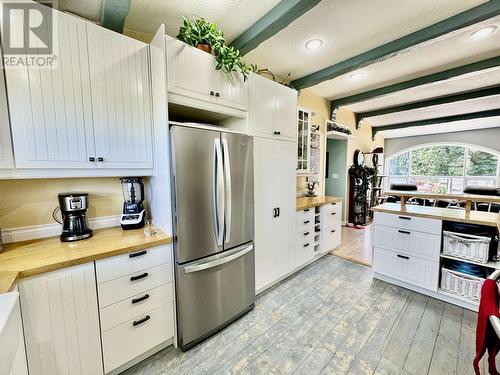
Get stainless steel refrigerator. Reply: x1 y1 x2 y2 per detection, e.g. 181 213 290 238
170 123 255 350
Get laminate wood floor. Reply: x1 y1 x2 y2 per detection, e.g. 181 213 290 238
124 255 483 375
331 225 373 267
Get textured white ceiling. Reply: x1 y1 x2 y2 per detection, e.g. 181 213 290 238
344 66 500 113
377 117 500 138
367 94 500 126
124 0 281 41
245 0 487 80
308 14 500 101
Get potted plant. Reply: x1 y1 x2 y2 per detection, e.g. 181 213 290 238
177 17 257 81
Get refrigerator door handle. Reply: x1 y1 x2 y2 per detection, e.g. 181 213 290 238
222 138 232 244
213 138 224 246
184 244 253 274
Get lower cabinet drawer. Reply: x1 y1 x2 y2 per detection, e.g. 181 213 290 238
98 263 172 307
101 303 174 373
99 283 173 332
321 227 341 253
296 230 314 245
373 247 438 292
374 225 440 261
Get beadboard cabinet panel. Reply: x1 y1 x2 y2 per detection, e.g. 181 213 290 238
19 263 103 375
5 12 95 169
0 49 14 170
87 24 153 169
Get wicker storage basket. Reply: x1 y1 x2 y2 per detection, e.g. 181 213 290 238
442 231 491 264
440 267 484 301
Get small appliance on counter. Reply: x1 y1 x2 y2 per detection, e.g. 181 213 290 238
55 192 93 242
120 177 145 230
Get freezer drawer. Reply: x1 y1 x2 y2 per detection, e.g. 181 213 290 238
175 243 255 349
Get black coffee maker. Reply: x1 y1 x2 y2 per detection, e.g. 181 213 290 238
55 192 93 242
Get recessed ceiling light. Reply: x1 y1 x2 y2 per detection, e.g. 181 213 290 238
305 39 323 50
469 25 497 39
349 71 366 81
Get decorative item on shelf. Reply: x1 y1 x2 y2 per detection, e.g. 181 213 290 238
331 107 338 122
305 182 317 197
327 122 352 135
177 16 257 81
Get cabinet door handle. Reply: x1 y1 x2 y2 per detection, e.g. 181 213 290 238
303 243 310 247
331 229 336 233
304 232 310 236
398 216 411 220
397 254 409 260
131 294 150 304
273 208 277 218
130 272 148 281
210 91 215 96
331 212 336 215
398 230 411 235
304 220 310 224
273 131 281 135
277 207 280 217
88 157 95 162
132 315 151 327
129 250 147 258
215 92 220 97
97 157 104 162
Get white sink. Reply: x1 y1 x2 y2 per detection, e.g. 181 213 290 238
0 292 27 375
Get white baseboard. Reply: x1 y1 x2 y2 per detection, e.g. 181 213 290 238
1 215 121 244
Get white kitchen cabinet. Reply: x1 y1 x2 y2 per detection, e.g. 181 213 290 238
5 12 96 169
0 49 14 170
254 137 296 292
320 202 342 254
249 73 297 142
3 10 154 174
87 24 153 169
166 37 247 112
19 263 103 375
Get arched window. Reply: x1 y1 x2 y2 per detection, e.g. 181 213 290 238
386 143 500 193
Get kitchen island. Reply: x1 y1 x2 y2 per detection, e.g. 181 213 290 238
371 203 499 311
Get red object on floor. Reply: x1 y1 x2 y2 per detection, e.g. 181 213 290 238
474 279 500 375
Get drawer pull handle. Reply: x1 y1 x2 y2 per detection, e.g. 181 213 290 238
331 229 336 233
398 230 411 235
304 220 310 224
131 294 150 304
331 203 336 205
304 232 310 236
304 209 310 212
129 250 147 258
331 212 336 215
397 254 409 260
304 243 310 247
132 315 151 327
398 216 411 220
130 272 149 281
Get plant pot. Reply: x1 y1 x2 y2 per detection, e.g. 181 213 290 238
195 44 211 54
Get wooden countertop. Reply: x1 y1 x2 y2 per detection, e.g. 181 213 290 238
296 196 343 211
371 203 499 228
0 227 172 293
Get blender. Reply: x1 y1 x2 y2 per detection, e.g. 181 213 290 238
120 177 145 230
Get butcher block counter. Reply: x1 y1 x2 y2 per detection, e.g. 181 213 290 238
0 227 172 293
296 196 343 211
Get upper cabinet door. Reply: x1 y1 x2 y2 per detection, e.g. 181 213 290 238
275 84 298 142
87 24 153 169
0 50 14 170
248 74 277 138
4 12 96 169
215 70 248 111
166 37 214 101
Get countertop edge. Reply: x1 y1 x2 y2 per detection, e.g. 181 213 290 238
0 271 20 294
296 196 343 211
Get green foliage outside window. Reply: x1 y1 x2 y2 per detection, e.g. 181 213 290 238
411 145 464 176
467 149 498 176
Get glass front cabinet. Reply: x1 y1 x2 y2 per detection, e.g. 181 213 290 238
297 107 312 174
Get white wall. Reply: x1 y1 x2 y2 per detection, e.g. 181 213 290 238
384 127 500 157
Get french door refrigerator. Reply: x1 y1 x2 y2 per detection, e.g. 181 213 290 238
170 124 255 350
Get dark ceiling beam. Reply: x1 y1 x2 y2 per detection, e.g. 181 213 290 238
371 108 500 140
356 86 500 125
101 0 132 33
291 0 500 90
333 56 500 118
230 0 321 55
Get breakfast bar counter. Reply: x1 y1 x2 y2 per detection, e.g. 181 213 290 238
0 227 172 292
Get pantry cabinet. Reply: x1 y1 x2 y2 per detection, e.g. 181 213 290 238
166 37 247 112
254 137 296 292
19 263 103 375
249 73 297 142
3 11 153 174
